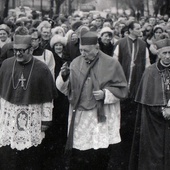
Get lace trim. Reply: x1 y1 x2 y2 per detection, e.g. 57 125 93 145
69 101 121 150
0 98 53 150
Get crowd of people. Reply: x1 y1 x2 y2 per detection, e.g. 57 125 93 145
0 8 170 170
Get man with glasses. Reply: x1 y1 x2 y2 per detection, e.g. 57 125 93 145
0 34 57 170
0 26 29 67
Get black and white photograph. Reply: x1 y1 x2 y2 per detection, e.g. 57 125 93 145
0 0 170 169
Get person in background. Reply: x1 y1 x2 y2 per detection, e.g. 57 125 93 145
82 18 90 27
146 25 169 64
120 25 129 38
0 24 11 49
37 20 52 51
102 18 113 28
142 24 153 41
95 16 103 33
113 21 150 170
46 34 70 170
51 26 65 37
61 23 69 35
29 27 55 79
148 16 157 27
64 21 89 62
98 27 114 56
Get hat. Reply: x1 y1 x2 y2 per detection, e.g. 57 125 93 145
80 31 98 45
79 26 89 37
14 26 29 35
16 17 30 23
37 21 51 32
51 26 65 36
99 27 113 37
50 34 67 48
153 24 164 32
154 39 170 52
13 35 31 49
0 24 11 34
71 21 83 31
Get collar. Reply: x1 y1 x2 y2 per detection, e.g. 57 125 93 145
157 59 170 71
128 35 137 42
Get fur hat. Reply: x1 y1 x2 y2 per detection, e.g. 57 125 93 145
80 31 98 45
99 27 113 37
51 26 65 36
154 39 170 52
0 24 11 34
50 34 67 48
71 21 83 31
13 35 31 49
153 25 164 32
37 21 51 32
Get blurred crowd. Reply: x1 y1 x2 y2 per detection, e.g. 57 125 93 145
0 10 170 63
0 7 170 170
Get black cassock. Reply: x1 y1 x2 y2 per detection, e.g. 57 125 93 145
129 60 170 170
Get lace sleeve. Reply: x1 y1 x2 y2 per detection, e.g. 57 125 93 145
41 102 53 121
104 89 120 104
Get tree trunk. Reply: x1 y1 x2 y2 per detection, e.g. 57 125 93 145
153 0 164 15
55 0 65 15
3 0 10 19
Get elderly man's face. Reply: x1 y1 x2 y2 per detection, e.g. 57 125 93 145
80 45 98 63
41 27 51 41
159 49 170 65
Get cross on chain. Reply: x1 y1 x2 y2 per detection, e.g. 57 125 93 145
19 73 26 87
165 78 170 90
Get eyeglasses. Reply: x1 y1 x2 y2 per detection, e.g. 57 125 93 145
14 48 29 54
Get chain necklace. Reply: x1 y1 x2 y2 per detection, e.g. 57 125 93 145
12 58 35 90
161 69 170 91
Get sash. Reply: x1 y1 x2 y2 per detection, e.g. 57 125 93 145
126 37 140 88
90 69 106 122
65 56 99 151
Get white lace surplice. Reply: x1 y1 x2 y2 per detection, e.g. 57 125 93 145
56 73 121 151
0 98 53 150
69 89 121 151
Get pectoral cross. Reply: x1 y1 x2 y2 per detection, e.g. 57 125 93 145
165 78 170 90
19 74 26 88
